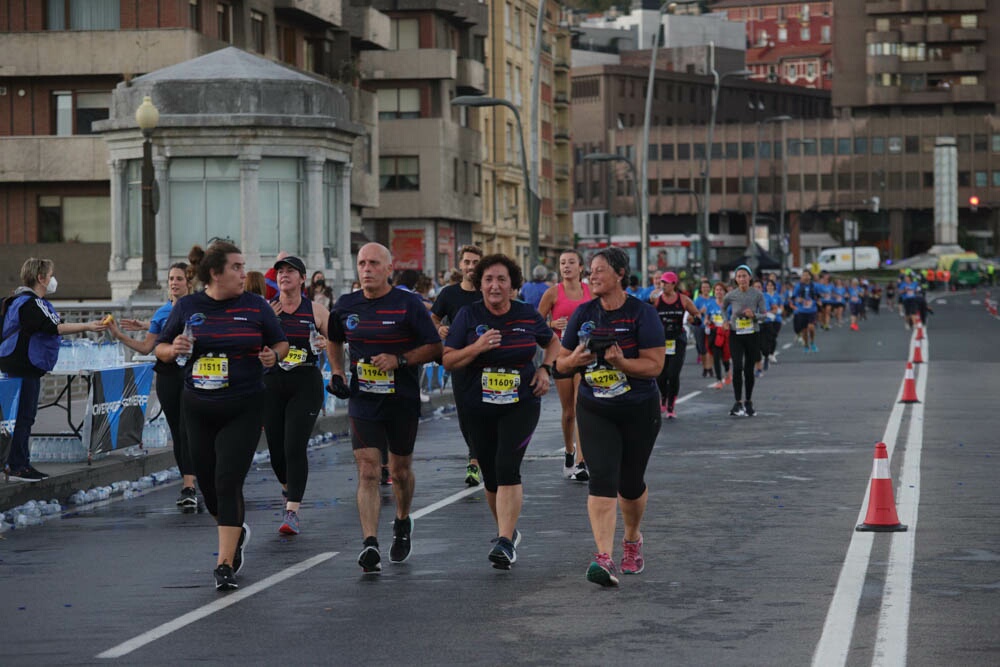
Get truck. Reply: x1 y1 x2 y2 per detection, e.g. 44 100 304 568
816 246 881 272
936 252 982 288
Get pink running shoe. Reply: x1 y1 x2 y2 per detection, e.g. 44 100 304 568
621 536 644 574
586 552 620 587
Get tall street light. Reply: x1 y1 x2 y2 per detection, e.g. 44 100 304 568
583 153 641 262
452 95 540 268
135 96 160 292
751 115 791 249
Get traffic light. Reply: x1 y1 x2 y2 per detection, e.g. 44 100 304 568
969 195 979 213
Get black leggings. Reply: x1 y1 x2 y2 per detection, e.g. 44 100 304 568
760 321 780 359
576 396 660 499
729 332 761 402
461 401 540 493
710 335 730 381
263 366 324 504
156 371 193 477
183 391 265 527
656 338 686 408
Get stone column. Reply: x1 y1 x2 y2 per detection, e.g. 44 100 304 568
338 163 354 296
304 155 325 273
934 137 958 246
108 158 127 271
239 154 261 269
153 155 169 277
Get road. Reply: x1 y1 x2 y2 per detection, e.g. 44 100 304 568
2 290 997 666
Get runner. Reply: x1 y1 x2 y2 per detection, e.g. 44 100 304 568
721 265 766 417
108 262 197 507
704 283 731 389
264 256 330 536
652 271 700 419
815 273 834 331
155 241 289 591
442 254 559 569
761 279 783 371
899 272 920 329
554 247 664 587
792 270 819 353
537 249 591 480
431 245 484 486
327 243 442 574
847 278 865 331
691 280 714 378
832 277 848 327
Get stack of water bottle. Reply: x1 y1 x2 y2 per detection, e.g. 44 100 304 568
29 435 88 463
52 339 125 373
140 414 171 449
0 499 62 532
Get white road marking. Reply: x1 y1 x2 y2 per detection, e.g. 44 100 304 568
675 390 700 404
782 342 793 350
97 552 338 659
99 478 486 659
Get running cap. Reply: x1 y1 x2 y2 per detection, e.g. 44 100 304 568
659 271 678 284
273 256 306 275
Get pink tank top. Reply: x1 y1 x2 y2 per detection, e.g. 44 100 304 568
551 282 591 337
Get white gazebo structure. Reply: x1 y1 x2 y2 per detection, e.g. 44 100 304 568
98 47 363 300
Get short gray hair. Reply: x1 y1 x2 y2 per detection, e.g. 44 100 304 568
532 265 548 280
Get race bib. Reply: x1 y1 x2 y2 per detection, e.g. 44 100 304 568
356 360 395 394
735 317 755 335
584 367 631 399
192 354 229 390
712 314 725 326
665 339 676 356
279 346 307 371
481 367 520 405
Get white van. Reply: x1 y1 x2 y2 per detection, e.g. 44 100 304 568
816 246 881 272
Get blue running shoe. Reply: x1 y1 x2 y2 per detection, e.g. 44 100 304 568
279 510 300 535
489 536 517 570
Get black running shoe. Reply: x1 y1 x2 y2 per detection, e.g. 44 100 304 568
488 536 517 570
359 538 382 573
569 461 589 482
744 401 756 417
563 449 575 477
6 467 45 482
232 523 250 575
389 516 413 563
729 401 745 417
214 564 238 591
176 486 198 508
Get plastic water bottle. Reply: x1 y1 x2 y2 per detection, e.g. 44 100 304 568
309 322 324 355
176 323 193 366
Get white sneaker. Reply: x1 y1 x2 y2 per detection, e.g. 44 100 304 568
419 392 431 403
769 354 778 364
563 447 576 478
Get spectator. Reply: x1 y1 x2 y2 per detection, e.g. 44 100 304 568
519 265 550 309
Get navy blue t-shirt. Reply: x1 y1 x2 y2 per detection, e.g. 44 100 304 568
561 295 663 406
328 287 440 420
444 300 555 414
268 297 320 374
157 291 287 400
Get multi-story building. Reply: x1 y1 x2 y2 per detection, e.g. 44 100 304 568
473 0 574 269
0 0 385 299
713 1 835 90
359 0 488 275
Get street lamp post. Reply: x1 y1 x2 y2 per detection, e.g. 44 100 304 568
703 61 751 280
753 115 792 275
135 96 160 292
583 153 641 260
452 95 540 268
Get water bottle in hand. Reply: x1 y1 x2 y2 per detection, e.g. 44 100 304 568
176 323 193 367
309 323 324 355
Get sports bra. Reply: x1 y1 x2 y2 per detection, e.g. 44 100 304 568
550 282 591 336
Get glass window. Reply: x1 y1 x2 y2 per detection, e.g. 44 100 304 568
677 143 690 160
974 171 987 188
906 172 919 189
837 172 851 191
993 135 1000 152
821 25 831 42
820 138 834 155
804 174 818 191
380 156 420 191
217 2 231 42
660 144 674 160
725 142 738 159
923 172 934 188
837 138 851 155
62 196 110 242
693 144 705 160
905 136 919 154
821 173 833 191
760 141 771 159
647 144 658 161
854 172 868 190
742 142 754 159
167 157 240 257
957 171 970 187
54 92 73 136
392 18 419 49
250 11 266 53
957 135 971 153
854 137 868 155
47 0 120 30
803 139 817 156
259 158 302 255
788 139 801 157
872 137 885 155
888 136 902 154
801 27 810 41
377 88 420 120
993 172 1000 188
960 14 977 29
322 163 341 260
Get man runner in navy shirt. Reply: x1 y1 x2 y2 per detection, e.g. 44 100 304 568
327 243 443 574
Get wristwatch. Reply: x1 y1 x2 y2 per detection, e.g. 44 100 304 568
540 363 553 376
396 354 408 369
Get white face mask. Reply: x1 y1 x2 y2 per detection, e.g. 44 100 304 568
46 276 58 294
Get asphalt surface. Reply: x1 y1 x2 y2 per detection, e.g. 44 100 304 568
1 290 997 666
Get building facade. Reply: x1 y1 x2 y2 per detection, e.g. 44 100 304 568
0 0 385 299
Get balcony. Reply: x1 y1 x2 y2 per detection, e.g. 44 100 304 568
951 51 986 71
866 86 901 105
0 136 108 183
926 23 952 42
900 0 925 11
900 88 951 104
0 29 219 77
554 59 570 72
950 27 987 42
866 1 901 13
274 0 342 28
867 55 900 74
341 5 391 50
555 199 571 214
456 58 486 94
553 93 569 108
926 0 987 10
555 165 570 180
553 126 570 143
360 49 456 81
952 84 986 102
899 24 925 42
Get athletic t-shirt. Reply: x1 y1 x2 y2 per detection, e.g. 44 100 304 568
518 281 548 310
157 291 287 400
431 283 482 325
764 292 784 323
792 283 818 313
328 287 440 420
550 282 591 338
268 297 320 374
444 300 554 413
561 296 662 406
815 281 833 303
149 301 180 376
655 294 688 344
693 294 714 313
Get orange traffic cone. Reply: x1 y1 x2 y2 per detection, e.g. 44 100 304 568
899 363 920 404
911 338 924 364
915 322 924 340
856 442 908 532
